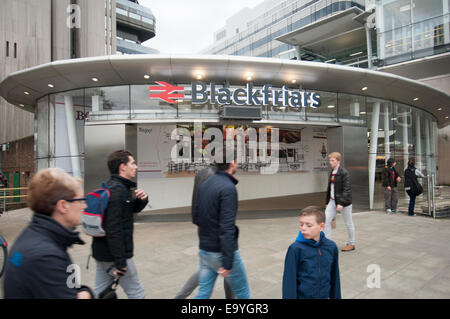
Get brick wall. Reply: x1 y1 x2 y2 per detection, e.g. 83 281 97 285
1 135 34 187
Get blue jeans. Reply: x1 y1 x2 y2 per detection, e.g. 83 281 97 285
407 191 416 215
194 249 251 299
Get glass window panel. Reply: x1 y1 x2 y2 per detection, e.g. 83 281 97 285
142 16 153 25
382 0 412 32
129 12 141 21
393 103 413 170
413 0 443 22
36 96 50 159
412 15 445 56
306 91 337 122
366 97 392 204
131 84 178 119
337 93 366 126
86 86 130 121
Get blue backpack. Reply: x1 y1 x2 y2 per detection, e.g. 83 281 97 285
82 182 127 237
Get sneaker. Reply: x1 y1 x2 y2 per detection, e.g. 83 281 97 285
386 209 392 214
409 213 417 217
391 210 397 214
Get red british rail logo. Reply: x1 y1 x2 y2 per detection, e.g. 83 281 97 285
149 81 185 103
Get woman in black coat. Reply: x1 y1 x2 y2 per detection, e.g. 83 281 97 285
404 159 425 216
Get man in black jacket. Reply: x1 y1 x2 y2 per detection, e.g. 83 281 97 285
324 152 355 252
92 150 148 299
193 158 250 299
382 158 401 214
174 164 235 299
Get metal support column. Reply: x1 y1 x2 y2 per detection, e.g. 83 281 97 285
64 95 82 178
384 103 390 160
369 102 380 210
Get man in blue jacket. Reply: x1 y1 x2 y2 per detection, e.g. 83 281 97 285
282 206 341 299
193 157 250 299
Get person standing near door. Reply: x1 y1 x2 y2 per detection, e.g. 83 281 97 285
324 152 355 252
382 158 401 214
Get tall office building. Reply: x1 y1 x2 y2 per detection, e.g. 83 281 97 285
204 0 369 66
205 0 450 183
116 0 158 54
0 0 157 189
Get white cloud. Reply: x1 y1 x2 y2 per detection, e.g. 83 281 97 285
138 0 264 54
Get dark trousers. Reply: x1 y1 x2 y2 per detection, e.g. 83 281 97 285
407 191 416 215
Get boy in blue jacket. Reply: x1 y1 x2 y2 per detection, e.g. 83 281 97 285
282 206 341 299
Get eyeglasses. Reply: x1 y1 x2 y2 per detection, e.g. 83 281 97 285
65 197 86 203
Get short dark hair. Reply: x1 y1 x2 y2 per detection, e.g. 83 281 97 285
107 150 134 174
299 206 325 224
387 158 395 167
215 148 236 171
408 158 415 168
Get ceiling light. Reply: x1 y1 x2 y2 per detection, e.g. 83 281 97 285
350 51 363 57
19 104 24 107
48 83 54 88
362 87 368 91
196 74 203 80
437 108 442 111
328 105 335 108
325 58 336 63
445 116 449 119
246 76 252 81
291 79 297 84
24 91 30 95
413 97 419 101
91 77 99 82
144 74 150 79
360 111 366 114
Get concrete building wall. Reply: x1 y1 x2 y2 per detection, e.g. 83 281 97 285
0 0 115 146
0 0 51 144
51 0 71 61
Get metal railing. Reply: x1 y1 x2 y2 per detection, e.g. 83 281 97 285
0 187 29 212
426 174 450 219
427 174 436 219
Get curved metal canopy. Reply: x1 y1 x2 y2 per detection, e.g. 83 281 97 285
0 54 449 127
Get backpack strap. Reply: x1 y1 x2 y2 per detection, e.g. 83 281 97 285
104 181 128 205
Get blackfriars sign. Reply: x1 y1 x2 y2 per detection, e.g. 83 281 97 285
149 81 321 108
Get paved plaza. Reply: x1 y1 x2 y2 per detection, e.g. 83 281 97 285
1 206 450 299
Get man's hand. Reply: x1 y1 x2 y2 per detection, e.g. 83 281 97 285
218 267 231 278
336 204 343 212
112 267 127 277
387 186 392 191
77 291 92 299
396 177 401 183
135 189 148 201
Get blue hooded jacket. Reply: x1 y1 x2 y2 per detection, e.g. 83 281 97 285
282 231 341 299
3 213 85 299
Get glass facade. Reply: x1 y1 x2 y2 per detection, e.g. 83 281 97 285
366 98 436 209
35 84 438 197
208 0 365 59
377 0 450 65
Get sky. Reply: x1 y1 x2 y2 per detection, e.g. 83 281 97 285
138 0 264 54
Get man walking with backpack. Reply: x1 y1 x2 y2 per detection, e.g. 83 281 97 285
92 150 148 299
